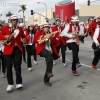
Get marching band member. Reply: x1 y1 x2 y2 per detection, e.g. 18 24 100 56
92 16 100 69
52 17 67 67
88 17 97 38
79 22 87 43
60 16 80 76
0 15 27 92
34 24 40 34
25 24 38 71
0 22 6 78
34 22 54 87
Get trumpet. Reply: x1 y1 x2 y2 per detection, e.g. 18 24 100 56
2 33 15 45
37 31 58 44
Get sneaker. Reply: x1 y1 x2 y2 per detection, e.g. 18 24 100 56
2 73 6 78
6 85 14 92
53 60 56 65
23 60 27 63
34 60 38 65
92 64 97 69
72 70 79 76
76 62 81 68
62 63 67 67
16 84 23 89
28 68 32 71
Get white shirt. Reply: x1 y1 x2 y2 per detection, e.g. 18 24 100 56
61 24 76 43
79 25 84 35
93 27 100 44
27 33 34 45
0 41 4 52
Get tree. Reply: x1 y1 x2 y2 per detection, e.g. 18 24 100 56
6 11 13 18
18 4 27 23
2 20 5 24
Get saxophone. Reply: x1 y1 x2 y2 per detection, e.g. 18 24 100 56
2 33 15 45
37 31 58 44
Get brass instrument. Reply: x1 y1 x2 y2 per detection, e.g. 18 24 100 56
37 31 58 44
2 33 15 45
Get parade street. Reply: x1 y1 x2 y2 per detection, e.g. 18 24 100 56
0 37 100 100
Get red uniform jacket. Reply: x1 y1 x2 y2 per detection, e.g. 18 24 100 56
34 30 60 59
88 21 97 39
34 30 46 55
25 30 35 44
0 26 26 55
52 26 66 46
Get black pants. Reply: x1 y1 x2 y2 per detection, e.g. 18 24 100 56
26 44 37 68
39 49 53 83
0 51 6 73
56 43 66 63
22 45 26 61
4 46 22 85
67 42 79 71
92 49 100 66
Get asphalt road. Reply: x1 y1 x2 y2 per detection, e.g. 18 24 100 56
0 36 100 100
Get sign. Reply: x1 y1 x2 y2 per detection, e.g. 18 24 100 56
45 18 48 20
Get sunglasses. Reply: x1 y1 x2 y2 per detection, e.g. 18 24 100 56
44 26 50 28
11 19 18 21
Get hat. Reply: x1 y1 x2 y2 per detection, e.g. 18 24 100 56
80 22 84 25
43 22 50 28
94 16 100 20
71 16 79 22
89 18 94 21
55 18 61 22
10 15 18 20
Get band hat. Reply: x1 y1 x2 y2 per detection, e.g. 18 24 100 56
55 17 61 22
89 18 94 21
94 16 100 20
43 22 50 27
79 22 84 25
10 15 18 20
71 16 79 22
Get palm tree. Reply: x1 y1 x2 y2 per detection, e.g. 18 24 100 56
18 4 27 23
6 11 13 18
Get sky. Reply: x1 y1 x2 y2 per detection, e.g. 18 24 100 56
0 0 100 22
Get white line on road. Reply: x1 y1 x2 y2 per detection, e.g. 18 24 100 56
65 58 100 71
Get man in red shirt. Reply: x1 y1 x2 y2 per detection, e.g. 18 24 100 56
0 15 27 92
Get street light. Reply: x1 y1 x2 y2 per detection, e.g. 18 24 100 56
37 2 47 20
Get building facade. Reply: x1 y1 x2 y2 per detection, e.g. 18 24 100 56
55 0 75 22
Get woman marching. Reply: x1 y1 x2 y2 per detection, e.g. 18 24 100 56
25 24 38 71
34 22 55 86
